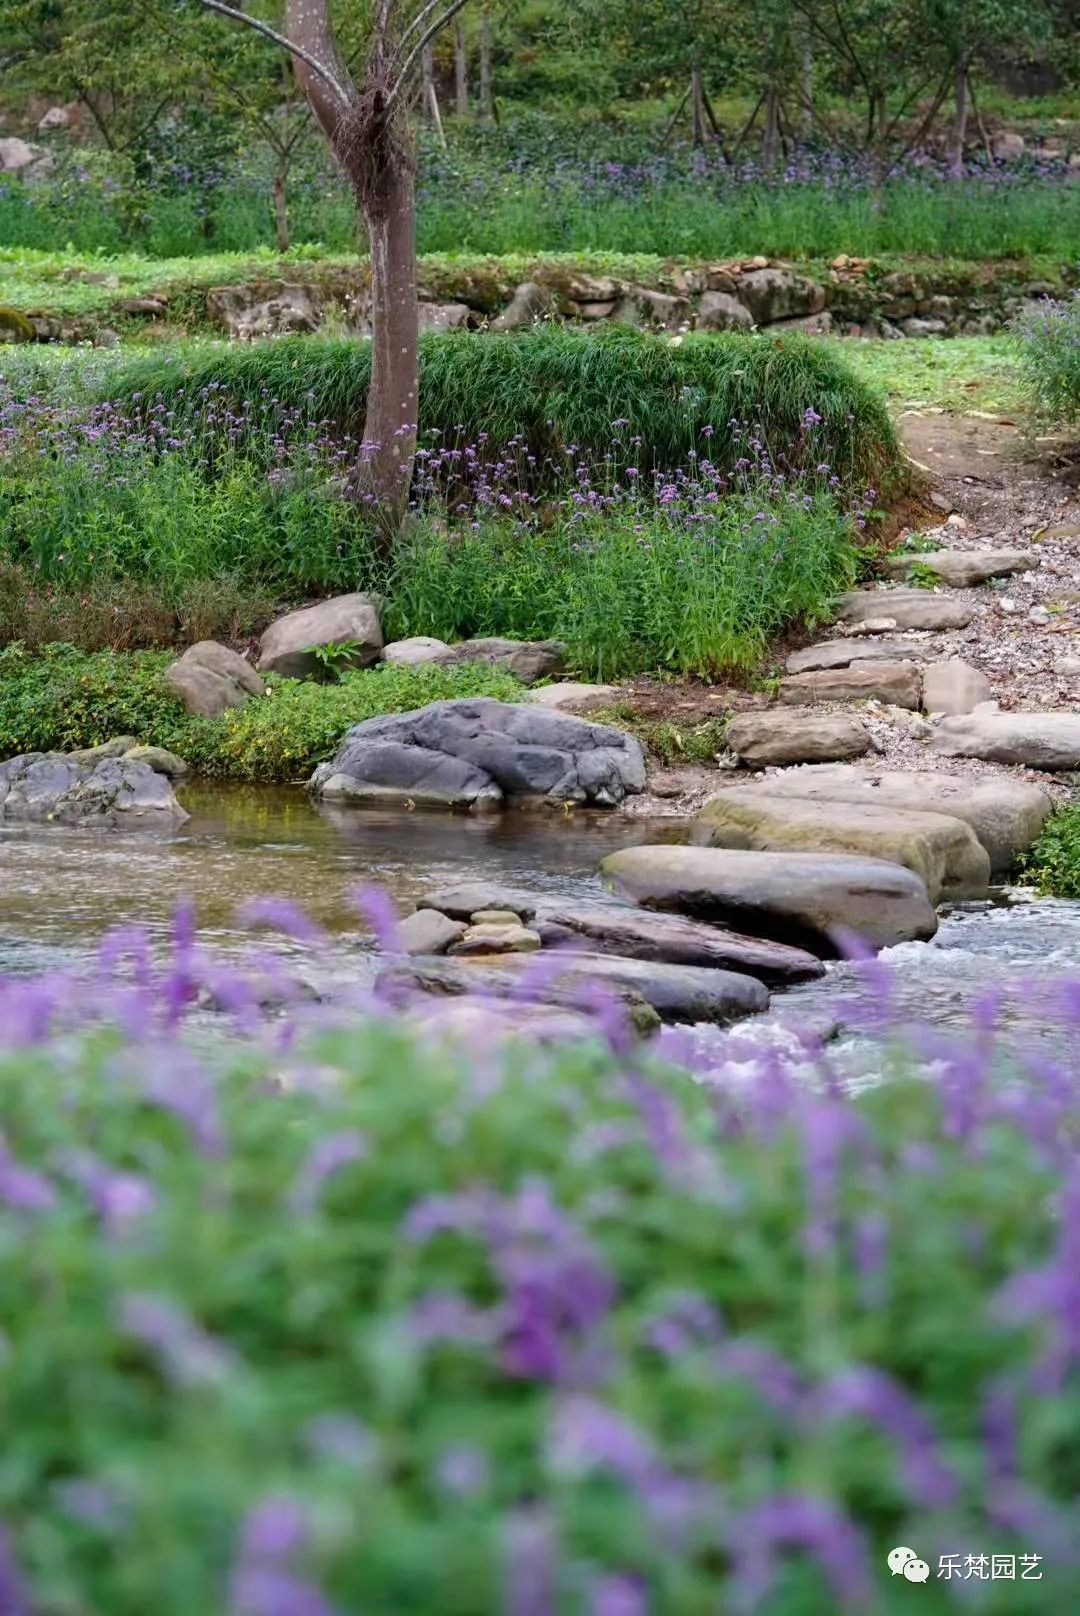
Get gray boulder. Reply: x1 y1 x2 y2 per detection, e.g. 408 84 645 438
786 637 940 674
258 593 382 680
733 764 1051 876
932 712 1080 770
165 641 265 717
527 682 620 710
726 710 871 766
0 753 188 830
310 699 647 809
778 661 922 710
838 589 974 631
614 288 690 330
736 268 825 324
0 136 51 175
882 549 1037 587
378 959 661 1037
419 882 539 919
68 736 139 764
692 787 991 902
418 302 476 331
382 636 453 666
696 291 754 331
601 845 938 954
122 744 190 778
396 909 468 955
445 637 566 684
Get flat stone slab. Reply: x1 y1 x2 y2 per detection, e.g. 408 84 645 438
381 952 767 1025
726 711 871 766
786 637 940 674
310 699 646 810
739 765 1051 875
600 845 938 955
382 637 452 666
932 713 1080 771
0 753 188 830
530 900 824 985
692 788 990 903
778 661 922 710
838 589 975 631
378 960 661 1036
527 682 620 710
883 549 1037 587
922 658 992 717
444 638 566 685
418 882 541 919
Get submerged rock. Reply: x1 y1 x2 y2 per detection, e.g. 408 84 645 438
310 699 646 810
0 753 188 830
600 845 938 955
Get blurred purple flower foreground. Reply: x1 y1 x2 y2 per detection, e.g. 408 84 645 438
0 897 1077 1613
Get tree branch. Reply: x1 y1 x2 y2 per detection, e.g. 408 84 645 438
389 0 473 108
194 0 351 107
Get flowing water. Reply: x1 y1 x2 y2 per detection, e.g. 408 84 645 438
2 784 1078 1052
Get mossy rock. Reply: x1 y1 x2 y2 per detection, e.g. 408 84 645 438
0 306 35 343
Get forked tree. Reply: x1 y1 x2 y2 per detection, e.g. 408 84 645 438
196 1 473 536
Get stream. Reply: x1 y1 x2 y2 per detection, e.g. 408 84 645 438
2 784 1079 1054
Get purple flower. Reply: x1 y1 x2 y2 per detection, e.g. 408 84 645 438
504 1508 558 1616
0 1135 56 1214
288 1131 367 1214
814 1366 956 1509
118 1293 236 1387
731 1494 872 1611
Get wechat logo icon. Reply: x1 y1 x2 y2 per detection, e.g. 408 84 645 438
889 1547 931 1583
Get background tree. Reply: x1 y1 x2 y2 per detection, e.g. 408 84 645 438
193 0 474 535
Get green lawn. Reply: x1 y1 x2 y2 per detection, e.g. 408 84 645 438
836 335 1024 417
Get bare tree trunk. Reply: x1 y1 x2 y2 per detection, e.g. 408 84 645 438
272 161 290 251
691 65 706 147
948 64 968 177
763 82 780 172
479 5 493 121
800 39 813 138
454 16 468 116
363 157 419 532
422 42 447 147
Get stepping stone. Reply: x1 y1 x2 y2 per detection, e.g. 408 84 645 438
932 713 1080 770
736 765 1052 875
726 710 871 766
530 900 824 985
692 788 990 902
448 923 542 956
882 549 1038 587
600 846 938 955
380 954 766 1025
838 589 974 631
778 661 922 711
786 637 939 674
922 658 992 716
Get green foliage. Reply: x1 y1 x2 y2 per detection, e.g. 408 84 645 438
835 335 1024 417
0 1011 1074 1612
385 490 859 679
1015 800 1080 897
104 325 903 498
594 703 730 766
0 645 524 781
1013 292 1080 424
303 639 370 682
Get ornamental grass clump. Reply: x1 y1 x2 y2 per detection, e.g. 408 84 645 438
1013 293 1080 425
0 908 1077 1612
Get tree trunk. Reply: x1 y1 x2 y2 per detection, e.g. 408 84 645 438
800 39 813 138
691 65 706 147
422 42 447 148
454 16 469 117
272 162 290 252
948 65 968 178
479 6 493 122
763 82 780 172
362 156 419 536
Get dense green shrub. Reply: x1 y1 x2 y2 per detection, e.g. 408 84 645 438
1013 293 1080 423
387 487 859 678
104 325 904 498
0 646 523 781
1014 801 1080 897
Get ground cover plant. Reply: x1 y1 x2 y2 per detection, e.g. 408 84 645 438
0 646 523 782
1015 800 1080 898
0 917 1077 1612
5 142 1080 262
